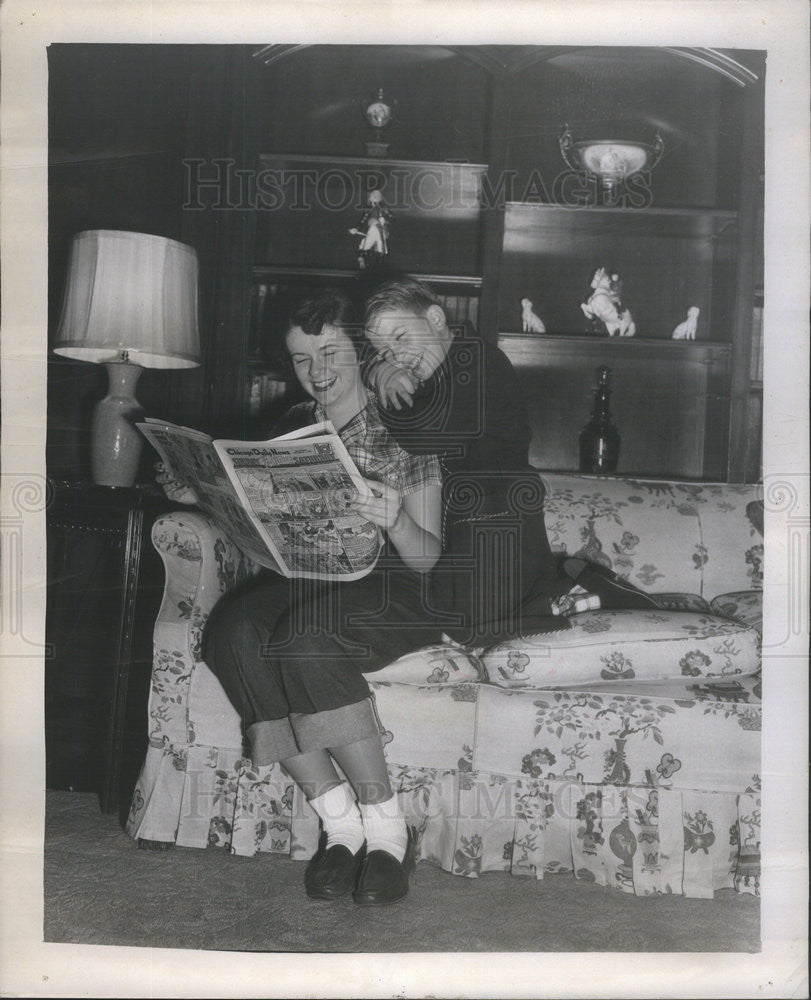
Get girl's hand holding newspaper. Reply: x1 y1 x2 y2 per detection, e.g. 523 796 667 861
155 461 199 505
349 478 403 532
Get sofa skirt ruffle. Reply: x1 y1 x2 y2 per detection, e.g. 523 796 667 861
126 742 760 899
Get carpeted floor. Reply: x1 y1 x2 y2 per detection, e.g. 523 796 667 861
44 791 760 953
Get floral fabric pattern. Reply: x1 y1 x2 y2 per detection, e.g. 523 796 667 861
128 478 762 899
371 642 485 687
541 475 762 600
483 609 760 689
710 591 763 635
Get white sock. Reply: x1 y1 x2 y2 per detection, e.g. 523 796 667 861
308 782 364 853
359 794 408 862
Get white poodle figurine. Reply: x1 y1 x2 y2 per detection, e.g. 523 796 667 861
521 297 546 333
671 306 700 340
581 267 636 337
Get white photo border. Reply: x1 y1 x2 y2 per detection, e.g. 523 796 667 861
1 2 807 997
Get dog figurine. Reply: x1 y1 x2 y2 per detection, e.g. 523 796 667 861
672 306 700 340
521 297 546 333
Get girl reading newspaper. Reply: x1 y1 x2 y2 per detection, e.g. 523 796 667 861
158 290 442 906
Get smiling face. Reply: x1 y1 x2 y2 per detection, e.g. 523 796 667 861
285 323 361 408
365 304 448 381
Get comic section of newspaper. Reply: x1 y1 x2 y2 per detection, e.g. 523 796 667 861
137 420 284 572
214 431 382 581
138 419 382 580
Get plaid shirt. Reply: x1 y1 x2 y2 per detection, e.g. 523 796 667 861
280 393 442 498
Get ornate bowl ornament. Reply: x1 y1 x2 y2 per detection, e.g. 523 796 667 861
560 125 664 202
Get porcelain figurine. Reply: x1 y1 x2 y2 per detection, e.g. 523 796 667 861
672 306 700 340
581 267 636 337
348 189 392 269
520 297 546 333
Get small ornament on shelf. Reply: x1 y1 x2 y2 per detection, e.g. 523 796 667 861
520 297 546 333
362 87 395 158
671 306 700 340
579 364 621 474
348 189 392 270
581 267 636 337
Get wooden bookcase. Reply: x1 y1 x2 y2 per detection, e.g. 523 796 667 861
493 202 739 478
253 154 486 277
474 48 763 481
499 334 731 478
247 154 488 383
497 204 737 340
189 45 763 480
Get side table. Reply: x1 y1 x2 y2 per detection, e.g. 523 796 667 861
45 480 171 815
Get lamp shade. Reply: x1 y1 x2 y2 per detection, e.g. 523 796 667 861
54 230 200 369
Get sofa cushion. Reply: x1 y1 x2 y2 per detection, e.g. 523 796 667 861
541 476 703 596
695 486 763 598
710 590 763 635
366 641 485 686
540 475 762 600
482 609 760 689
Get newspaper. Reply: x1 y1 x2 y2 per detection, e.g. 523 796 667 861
137 418 383 580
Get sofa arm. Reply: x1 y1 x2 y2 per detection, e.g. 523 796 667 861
152 511 261 633
146 513 261 745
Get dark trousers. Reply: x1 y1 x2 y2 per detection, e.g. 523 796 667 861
432 505 570 647
201 558 446 738
201 516 655 746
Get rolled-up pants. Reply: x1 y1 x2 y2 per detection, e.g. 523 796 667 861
201 558 446 765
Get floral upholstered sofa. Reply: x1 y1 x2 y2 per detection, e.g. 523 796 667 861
127 474 763 899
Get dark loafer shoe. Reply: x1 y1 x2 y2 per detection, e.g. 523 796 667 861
352 827 416 906
305 839 366 900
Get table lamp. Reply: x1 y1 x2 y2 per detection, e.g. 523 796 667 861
54 230 201 488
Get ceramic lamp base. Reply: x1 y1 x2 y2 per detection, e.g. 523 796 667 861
91 362 145 487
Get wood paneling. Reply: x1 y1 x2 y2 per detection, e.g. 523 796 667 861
47 44 194 478
478 70 512 341
45 44 764 482
497 204 737 340
47 153 188 479
254 155 487 279
254 45 489 164
726 74 765 481
499 333 731 478
496 47 745 210
48 44 191 159
178 47 257 438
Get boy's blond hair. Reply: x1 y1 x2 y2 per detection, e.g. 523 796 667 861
364 277 444 328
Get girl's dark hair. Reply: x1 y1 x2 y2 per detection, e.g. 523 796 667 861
287 288 369 361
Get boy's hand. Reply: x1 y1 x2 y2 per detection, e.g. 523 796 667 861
349 479 404 531
155 461 199 505
372 359 419 410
